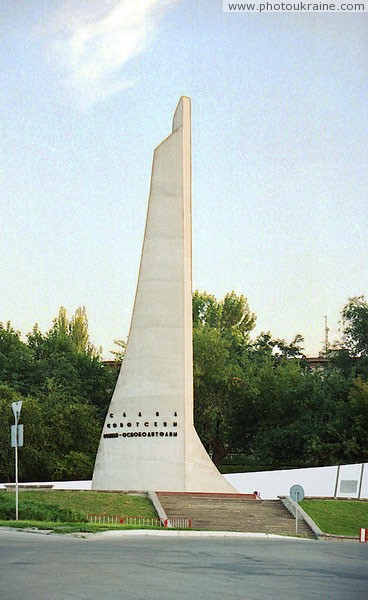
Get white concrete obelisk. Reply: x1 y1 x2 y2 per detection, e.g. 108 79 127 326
92 97 235 492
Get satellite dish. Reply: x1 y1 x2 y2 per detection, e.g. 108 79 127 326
290 484 305 502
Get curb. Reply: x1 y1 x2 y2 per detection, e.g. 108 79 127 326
0 526 310 541
84 529 311 541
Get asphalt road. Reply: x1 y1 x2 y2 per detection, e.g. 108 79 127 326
1 530 367 600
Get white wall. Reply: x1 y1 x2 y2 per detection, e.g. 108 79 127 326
224 462 368 500
0 480 92 490
2 463 367 499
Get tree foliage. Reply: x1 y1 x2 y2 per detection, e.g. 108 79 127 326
0 307 116 482
340 296 368 357
193 290 256 339
193 291 367 470
1 292 367 483
193 291 255 465
330 296 368 379
110 339 127 362
47 306 99 356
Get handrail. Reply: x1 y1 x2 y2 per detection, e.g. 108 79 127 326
279 495 323 538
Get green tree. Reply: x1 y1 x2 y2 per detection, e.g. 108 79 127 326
331 296 368 379
344 377 368 462
228 346 353 470
27 310 115 416
340 296 368 356
49 306 99 356
0 307 115 482
110 339 127 361
0 385 102 483
193 327 242 465
0 322 35 394
193 290 256 465
251 365 351 468
252 331 306 361
193 290 256 340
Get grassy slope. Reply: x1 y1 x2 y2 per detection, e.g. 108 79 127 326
300 499 368 537
0 490 157 517
0 490 158 532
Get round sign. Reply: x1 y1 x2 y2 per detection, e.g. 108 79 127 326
290 484 305 502
12 401 22 420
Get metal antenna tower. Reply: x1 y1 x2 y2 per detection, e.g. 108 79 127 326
324 315 329 355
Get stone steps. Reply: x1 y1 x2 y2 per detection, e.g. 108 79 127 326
156 493 315 538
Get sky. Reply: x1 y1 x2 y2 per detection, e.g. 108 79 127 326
1 1 367 358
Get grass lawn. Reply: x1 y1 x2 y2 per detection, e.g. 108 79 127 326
16 490 157 517
300 499 368 537
0 490 157 532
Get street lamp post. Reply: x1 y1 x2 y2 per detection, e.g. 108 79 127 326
11 401 23 521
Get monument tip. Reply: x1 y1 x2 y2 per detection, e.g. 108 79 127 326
172 96 191 133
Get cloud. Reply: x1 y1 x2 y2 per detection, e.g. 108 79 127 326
44 0 178 104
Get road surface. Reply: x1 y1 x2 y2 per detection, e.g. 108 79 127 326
1 529 367 599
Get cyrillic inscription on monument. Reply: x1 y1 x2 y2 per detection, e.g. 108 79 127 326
103 411 179 440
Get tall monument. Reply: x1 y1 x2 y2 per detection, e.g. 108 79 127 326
92 97 235 492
